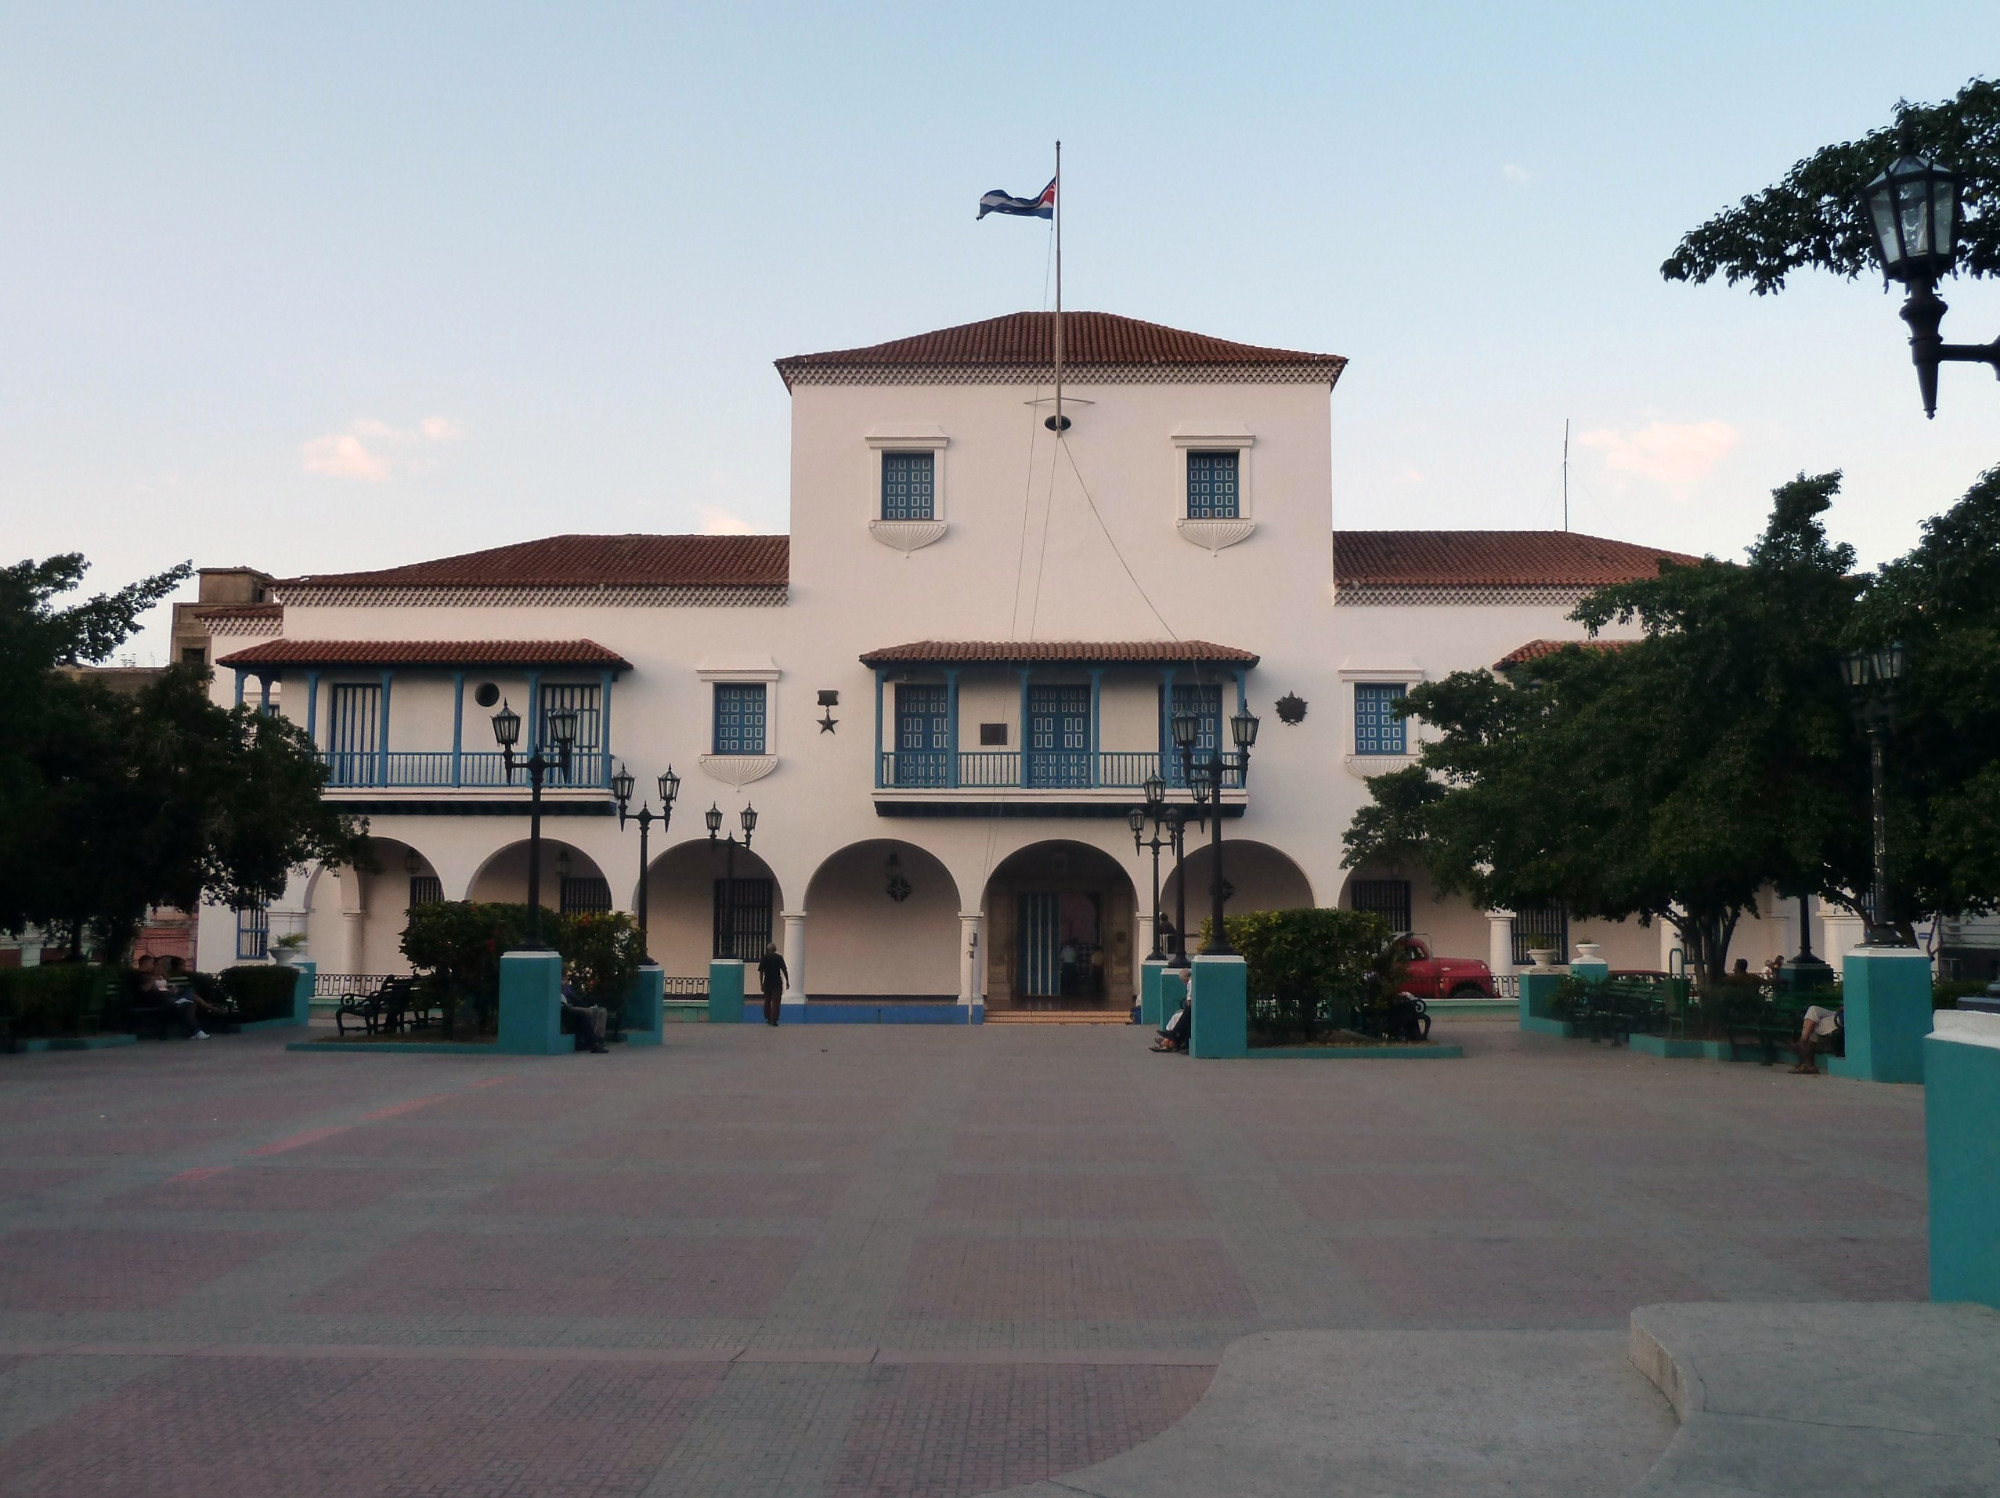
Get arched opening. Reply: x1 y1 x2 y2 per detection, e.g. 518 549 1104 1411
303 837 441 978
467 839 613 915
1163 839 1315 945
1334 863 1497 966
802 840 961 1000
639 838 785 977
982 840 1137 1013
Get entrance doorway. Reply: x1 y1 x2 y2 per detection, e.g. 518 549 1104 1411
984 841 1135 1013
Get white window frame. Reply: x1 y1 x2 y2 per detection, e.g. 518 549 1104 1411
697 656 781 786
1170 427 1256 551
865 427 949 552
1338 662 1425 778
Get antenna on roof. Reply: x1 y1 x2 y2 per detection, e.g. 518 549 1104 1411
1562 418 1570 533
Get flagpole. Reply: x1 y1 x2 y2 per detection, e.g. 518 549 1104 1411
1053 138 1063 434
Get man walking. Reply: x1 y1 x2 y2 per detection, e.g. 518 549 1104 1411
757 943 787 1026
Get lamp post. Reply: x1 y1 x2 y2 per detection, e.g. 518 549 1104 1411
1171 703 1261 957
1858 154 1999 418
1129 772 1177 961
611 762 680 945
706 801 758 960
492 698 578 950
1841 644 1907 945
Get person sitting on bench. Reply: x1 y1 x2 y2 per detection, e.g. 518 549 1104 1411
1791 1005 1841 1075
135 955 209 1040
560 977 610 1054
1151 970 1193 1053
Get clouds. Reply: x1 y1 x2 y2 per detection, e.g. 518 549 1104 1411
696 505 756 535
1501 163 1531 184
1577 420 1739 491
300 416 463 481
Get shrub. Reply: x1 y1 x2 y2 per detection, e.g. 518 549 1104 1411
0 963 111 1039
216 964 301 1021
1205 908 1392 1041
562 910 643 1004
401 901 536 1036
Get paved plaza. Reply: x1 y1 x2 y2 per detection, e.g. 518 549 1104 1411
0 1018 1927 1497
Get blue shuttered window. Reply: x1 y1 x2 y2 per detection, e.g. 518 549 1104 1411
235 907 269 961
895 684 950 786
1354 683 1408 755
326 684 380 786
881 451 936 521
713 683 767 755
1185 451 1240 519
1165 684 1221 787
1026 685 1091 786
538 683 601 785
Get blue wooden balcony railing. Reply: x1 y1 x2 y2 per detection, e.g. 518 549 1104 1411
318 750 610 790
877 750 1244 791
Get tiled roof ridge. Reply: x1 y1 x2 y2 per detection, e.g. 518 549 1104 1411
281 534 788 589
860 639 1259 666
1492 638 1632 670
215 639 631 668
1333 530 1702 588
191 603 284 619
778 312 1346 389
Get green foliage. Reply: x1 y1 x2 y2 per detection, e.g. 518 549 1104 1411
1663 78 2000 293
561 910 644 1003
1344 474 1876 982
216 965 301 1022
1210 907 1392 1041
400 901 644 1031
0 554 368 957
0 963 112 1038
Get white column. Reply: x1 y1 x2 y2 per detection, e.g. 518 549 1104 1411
959 911 985 1009
1486 909 1514 978
340 909 366 976
1136 912 1158 971
781 909 807 1002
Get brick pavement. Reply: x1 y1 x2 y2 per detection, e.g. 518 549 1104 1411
0 1018 1928 1496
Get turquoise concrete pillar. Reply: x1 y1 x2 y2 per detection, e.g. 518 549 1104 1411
1926 1012 2000 1309
1190 955 1248 1059
625 963 664 1047
1570 954 1609 984
708 958 745 1024
1140 959 1169 1029
1519 969 1569 1035
1830 947 1932 1083
497 949 565 1055
289 960 315 1026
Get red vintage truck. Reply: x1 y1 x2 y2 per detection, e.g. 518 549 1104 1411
1392 935 1498 999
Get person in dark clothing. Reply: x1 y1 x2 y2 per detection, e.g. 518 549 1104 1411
757 944 787 1026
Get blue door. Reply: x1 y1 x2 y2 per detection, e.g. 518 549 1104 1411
894 684 950 786
1165 684 1222 788
538 683 601 786
1027 685 1090 786
1017 892 1062 998
326 684 380 786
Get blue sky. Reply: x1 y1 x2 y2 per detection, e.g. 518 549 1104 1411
5 3 1998 659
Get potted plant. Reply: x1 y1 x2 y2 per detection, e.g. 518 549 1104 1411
1527 948 1560 970
271 932 308 967
1573 942 1603 962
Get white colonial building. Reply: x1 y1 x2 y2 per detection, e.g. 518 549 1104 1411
194 311 1832 1015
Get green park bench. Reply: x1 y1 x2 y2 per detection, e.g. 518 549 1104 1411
1725 989 1843 1066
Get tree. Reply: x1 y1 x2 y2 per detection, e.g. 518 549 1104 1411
1662 77 2000 293
0 554 367 959
1344 475 1868 981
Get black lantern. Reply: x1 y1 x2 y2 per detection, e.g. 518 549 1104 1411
1230 709 1260 751
1127 806 1146 838
1143 771 1166 809
740 803 758 840
491 699 521 749
610 763 635 806
1840 650 1874 690
705 802 723 837
1862 156 1960 286
659 766 680 807
545 707 579 751
1170 712 1199 751
402 847 421 876
1874 642 1907 684
885 849 911 902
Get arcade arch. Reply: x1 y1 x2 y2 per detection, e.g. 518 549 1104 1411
982 840 1138 1012
1162 839 1315 945
799 840 962 1000
638 837 786 977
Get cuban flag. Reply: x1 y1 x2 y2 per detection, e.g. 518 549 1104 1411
977 177 1056 220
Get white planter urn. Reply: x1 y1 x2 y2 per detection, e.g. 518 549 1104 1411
1573 942 1603 962
1527 948 1559 970
272 947 302 967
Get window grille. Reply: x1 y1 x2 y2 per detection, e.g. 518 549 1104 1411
560 877 612 916
538 683 601 785
1186 451 1240 519
1350 878 1413 934
712 683 767 755
1512 902 1569 967
326 683 381 785
713 877 774 959
235 906 269 961
881 451 936 521
408 876 444 907
1354 683 1408 755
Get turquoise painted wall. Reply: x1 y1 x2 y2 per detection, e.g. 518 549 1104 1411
1140 960 1168 1029
496 950 565 1055
1190 955 1247 1059
708 959 745 1024
1926 1017 2000 1309
1832 949 1932 1084
626 964 664 1046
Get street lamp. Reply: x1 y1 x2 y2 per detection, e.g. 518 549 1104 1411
611 762 680 945
1132 773 1188 965
1172 703 1261 958
493 699 579 949
1841 643 1906 945
1859 155 1998 418
707 800 758 960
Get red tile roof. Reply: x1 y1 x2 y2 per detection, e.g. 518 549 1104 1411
1333 531 1700 587
1492 638 1631 670
190 603 283 620
216 640 631 668
778 312 1346 387
860 640 1259 667
283 534 787 589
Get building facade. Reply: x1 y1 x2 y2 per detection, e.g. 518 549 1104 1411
199 311 1813 1012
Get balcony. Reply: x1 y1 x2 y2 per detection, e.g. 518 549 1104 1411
874 748 1246 818
319 750 609 790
